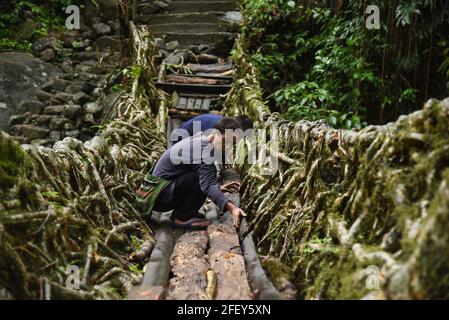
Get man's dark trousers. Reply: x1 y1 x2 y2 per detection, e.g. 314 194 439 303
153 171 206 221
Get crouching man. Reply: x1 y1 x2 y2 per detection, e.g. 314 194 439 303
137 117 245 230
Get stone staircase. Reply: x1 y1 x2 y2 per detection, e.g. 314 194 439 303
137 0 241 55
136 0 242 145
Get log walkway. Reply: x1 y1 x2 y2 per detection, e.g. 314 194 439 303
127 0 280 300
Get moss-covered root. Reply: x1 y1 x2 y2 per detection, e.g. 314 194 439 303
227 34 449 300
0 24 163 300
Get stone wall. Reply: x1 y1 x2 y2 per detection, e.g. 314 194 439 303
1 5 125 147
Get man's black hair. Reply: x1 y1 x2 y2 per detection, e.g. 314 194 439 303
234 115 254 131
214 117 241 134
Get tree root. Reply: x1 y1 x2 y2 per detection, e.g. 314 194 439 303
227 35 449 299
0 24 163 300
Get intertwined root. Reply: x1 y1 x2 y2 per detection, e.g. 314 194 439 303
226 35 449 300
0 24 165 300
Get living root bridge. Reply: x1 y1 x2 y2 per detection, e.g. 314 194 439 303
225 35 449 299
0 24 164 299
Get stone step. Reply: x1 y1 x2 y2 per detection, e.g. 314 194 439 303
149 23 228 34
137 11 227 25
151 31 234 45
169 1 237 13
152 32 235 55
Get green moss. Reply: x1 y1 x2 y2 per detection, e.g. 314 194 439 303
0 134 31 188
410 169 449 299
261 256 294 289
302 251 371 300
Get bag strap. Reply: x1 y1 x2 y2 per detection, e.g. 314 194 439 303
148 163 157 175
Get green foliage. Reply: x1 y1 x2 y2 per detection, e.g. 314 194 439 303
0 1 84 51
242 0 449 127
122 65 142 80
438 40 449 91
0 38 32 52
106 65 142 94
130 235 143 251
109 84 124 92
42 191 60 198
242 2 374 128
128 263 142 274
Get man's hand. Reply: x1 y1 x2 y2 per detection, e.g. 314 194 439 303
225 201 247 228
231 207 247 228
220 182 241 193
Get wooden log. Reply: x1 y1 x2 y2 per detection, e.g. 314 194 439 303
141 217 175 288
197 70 234 77
168 109 202 120
207 223 252 300
166 231 210 300
166 74 229 85
239 217 282 300
186 63 233 74
126 286 165 300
